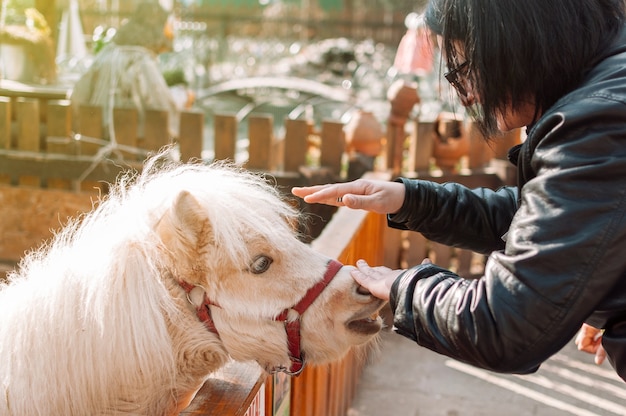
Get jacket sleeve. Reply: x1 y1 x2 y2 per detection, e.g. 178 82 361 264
388 98 626 374
387 178 518 255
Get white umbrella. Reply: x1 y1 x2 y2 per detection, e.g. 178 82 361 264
56 0 87 64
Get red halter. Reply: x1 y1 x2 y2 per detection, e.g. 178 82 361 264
179 259 343 376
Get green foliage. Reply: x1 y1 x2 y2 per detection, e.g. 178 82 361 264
162 68 187 86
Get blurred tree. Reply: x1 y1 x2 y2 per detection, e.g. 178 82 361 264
34 0 55 40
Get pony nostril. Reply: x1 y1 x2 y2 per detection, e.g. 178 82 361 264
356 284 371 296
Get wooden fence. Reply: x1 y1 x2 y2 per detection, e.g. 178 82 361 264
0 96 346 187
0 89 522 415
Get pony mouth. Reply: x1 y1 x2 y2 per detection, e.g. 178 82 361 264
347 306 384 335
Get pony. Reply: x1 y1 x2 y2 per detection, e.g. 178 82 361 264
0 152 385 415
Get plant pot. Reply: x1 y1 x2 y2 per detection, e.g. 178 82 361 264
345 109 384 157
432 112 469 172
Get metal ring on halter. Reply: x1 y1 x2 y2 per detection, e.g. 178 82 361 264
337 196 342 203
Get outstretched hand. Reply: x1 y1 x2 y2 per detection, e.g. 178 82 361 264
292 179 406 215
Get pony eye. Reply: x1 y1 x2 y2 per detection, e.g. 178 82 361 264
250 255 273 274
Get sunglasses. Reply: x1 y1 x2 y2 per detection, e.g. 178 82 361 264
444 61 469 97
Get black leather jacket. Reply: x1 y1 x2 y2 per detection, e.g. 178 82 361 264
387 26 626 379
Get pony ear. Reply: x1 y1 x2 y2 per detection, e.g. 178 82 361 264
157 190 214 264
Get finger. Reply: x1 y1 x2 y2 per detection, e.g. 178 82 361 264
350 266 389 301
291 184 331 198
355 259 392 274
421 258 432 265
575 333 595 352
595 345 607 365
353 259 374 279
350 265 377 293
350 265 371 286
297 186 347 205
577 340 592 353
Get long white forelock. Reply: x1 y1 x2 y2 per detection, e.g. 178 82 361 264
136 157 301 263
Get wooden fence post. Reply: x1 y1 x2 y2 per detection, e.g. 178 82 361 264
113 107 138 160
467 121 491 169
411 120 435 173
76 105 105 193
16 98 40 187
77 105 104 156
319 120 345 176
47 100 73 154
246 114 274 171
16 98 39 152
143 109 171 154
46 100 73 189
213 113 237 162
492 127 522 160
179 109 204 162
0 97 11 184
283 118 309 173
0 97 11 150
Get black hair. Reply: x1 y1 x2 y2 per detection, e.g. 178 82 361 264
425 0 626 136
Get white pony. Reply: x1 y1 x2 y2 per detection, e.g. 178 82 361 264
0 153 385 415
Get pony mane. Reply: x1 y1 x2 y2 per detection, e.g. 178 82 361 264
0 152 302 413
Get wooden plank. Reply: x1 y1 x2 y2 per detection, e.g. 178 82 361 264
214 113 237 162
16 98 40 187
0 153 139 184
430 241 452 269
0 97 11 150
457 248 474 278
313 365 330 416
319 120 344 176
291 366 316 416
0 80 69 101
386 119 406 176
272 135 285 172
179 109 204 162
467 121 491 169
264 374 273 416
77 105 104 156
142 109 171 153
46 100 73 154
283 118 309 172
332 358 347 416
46 100 73 190
113 107 139 160
246 114 273 170
403 231 428 269
492 127 522 160
412 120 435 173
16 98 40 152
181 361 265 415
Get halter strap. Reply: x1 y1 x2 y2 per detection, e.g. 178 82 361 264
178 280 220 336
273 258 343 375
178 258 343 375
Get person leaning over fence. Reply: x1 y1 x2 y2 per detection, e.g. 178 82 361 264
70 1 191 143
292 0 626 381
